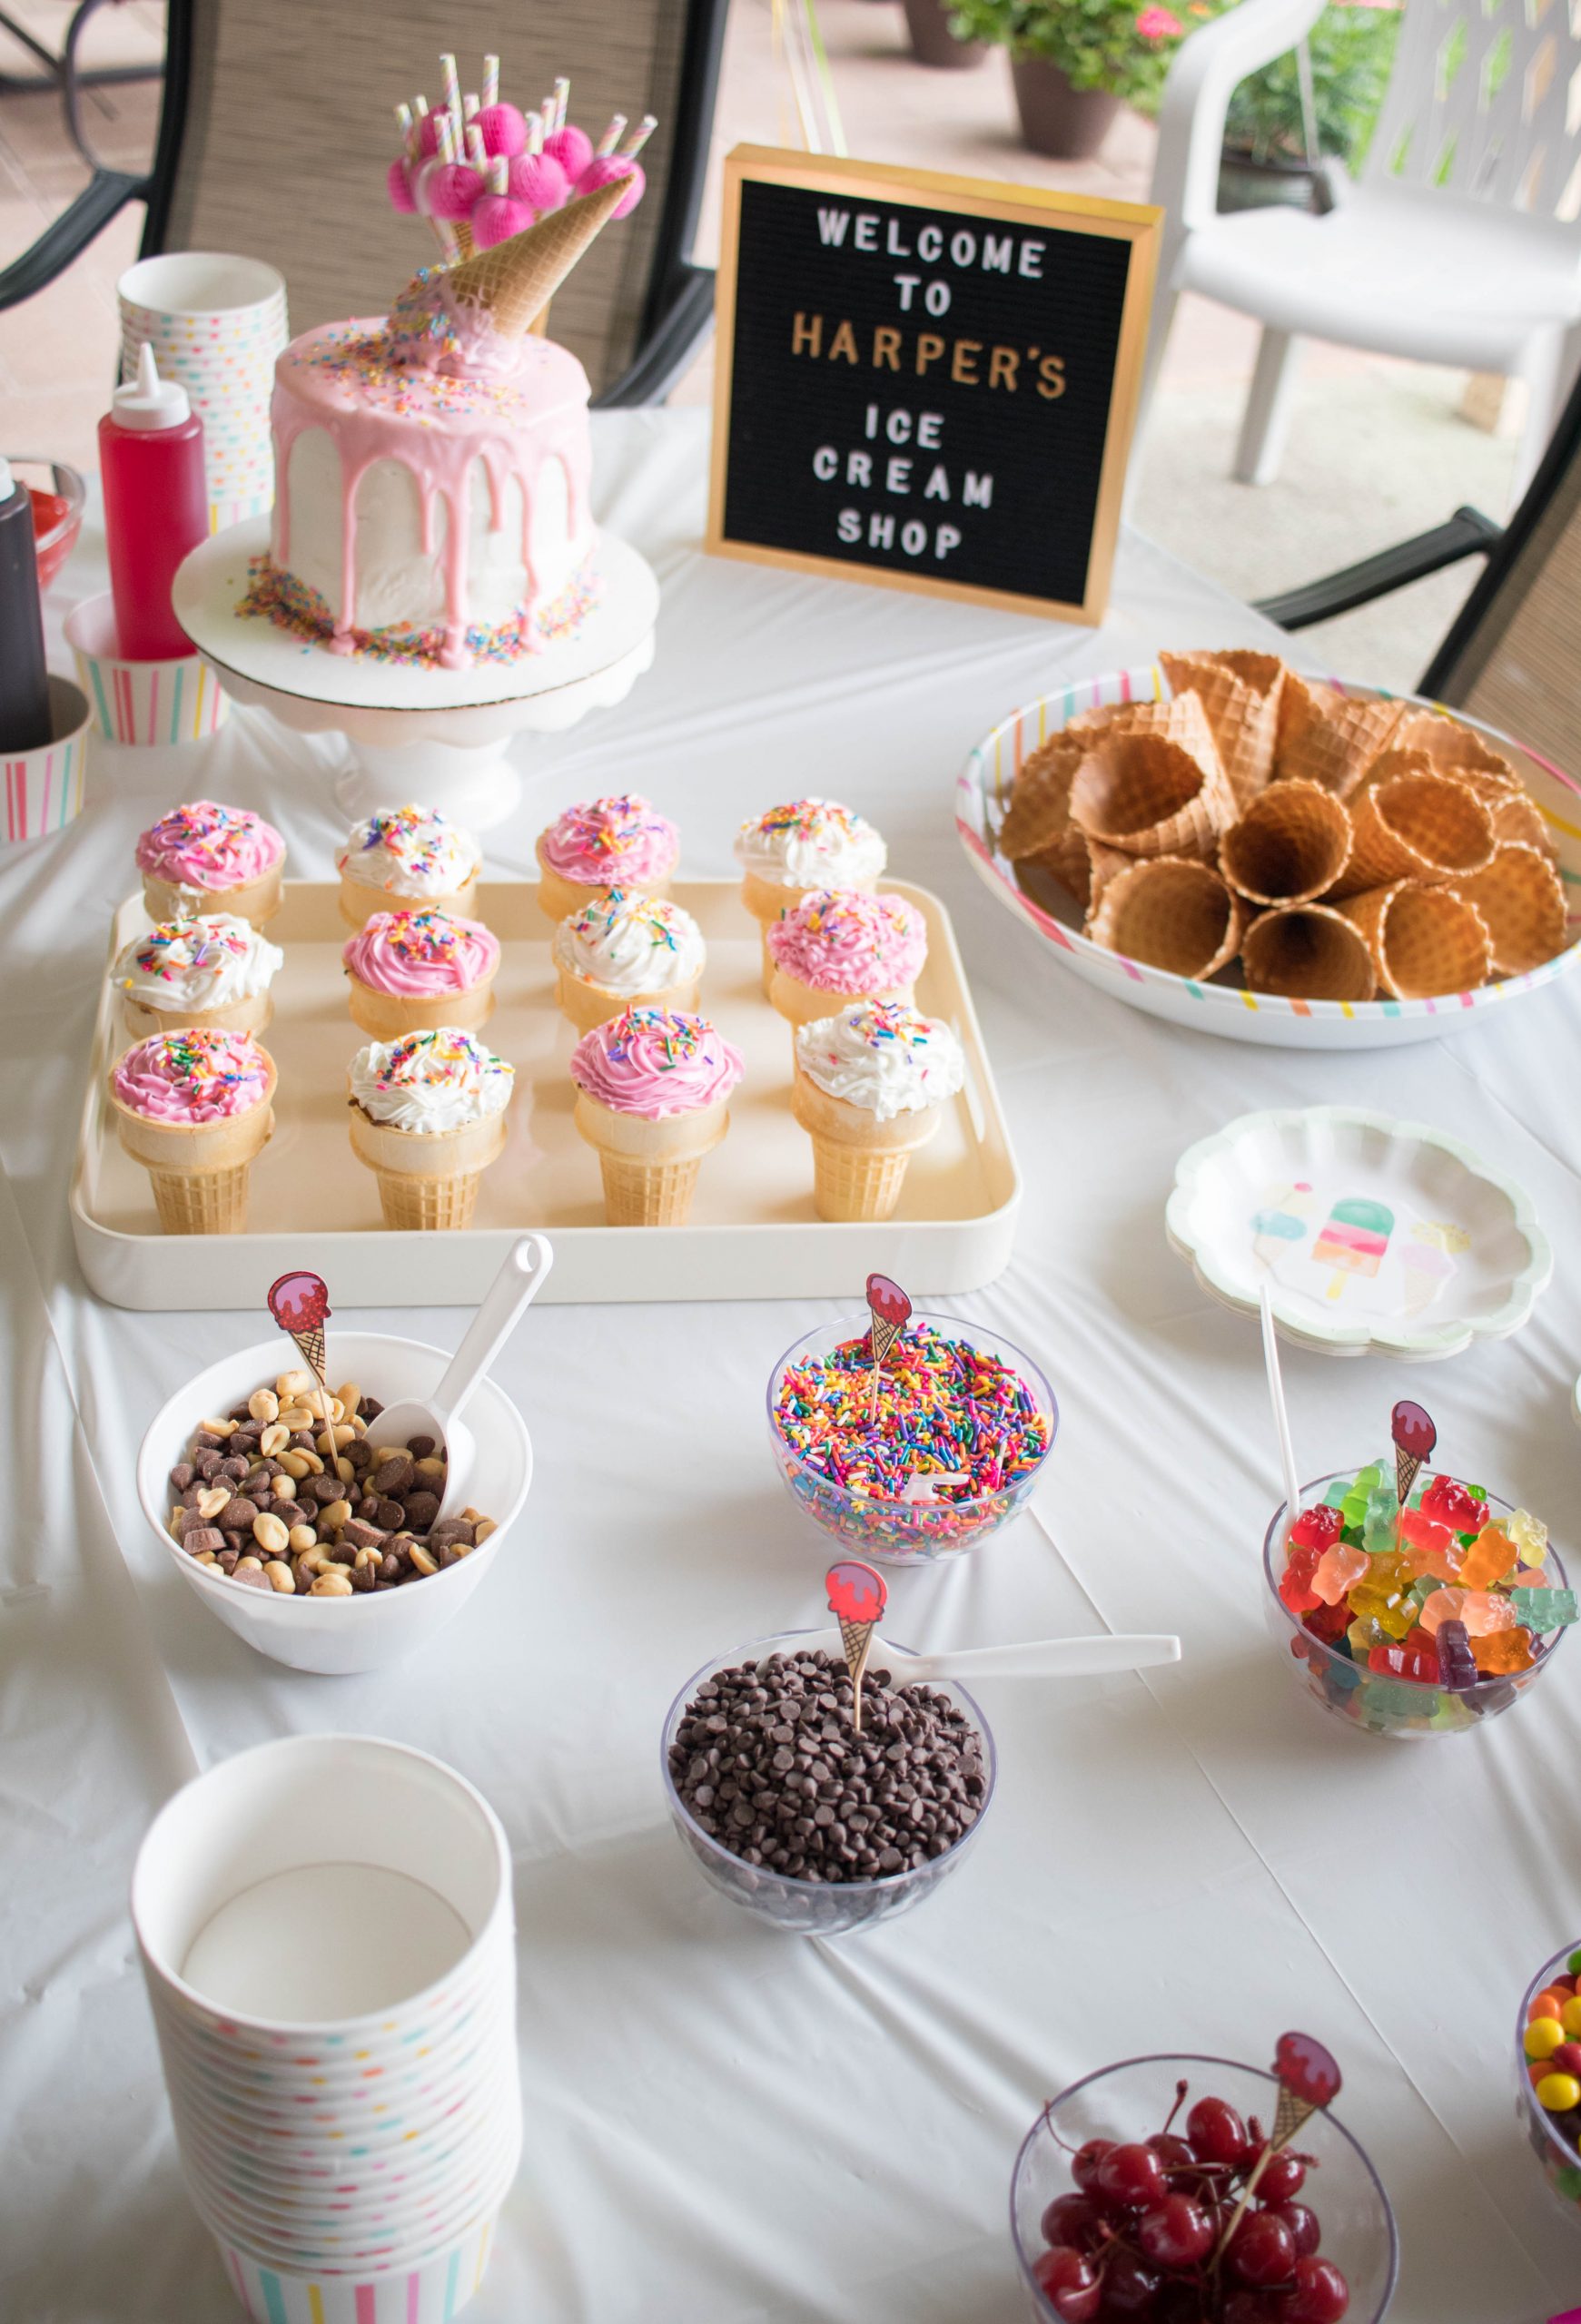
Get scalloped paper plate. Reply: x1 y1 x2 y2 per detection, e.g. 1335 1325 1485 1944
1166 1107 1551 1358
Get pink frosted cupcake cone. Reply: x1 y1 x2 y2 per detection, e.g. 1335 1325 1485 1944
342 910 500 1037
766 887 928 1037
109 1029 277 1234
135 802 286 930
535 793 679 924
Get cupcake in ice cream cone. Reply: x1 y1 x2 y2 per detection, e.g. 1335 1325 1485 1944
136 801 285 928
766 888 927 1036
348 1028 514 1230
109 1029 276 1235
113 914 284 1040
569 1005 743 1226
791 1000 963 1223
337 804 481 930
553 888 705 1033
535 793 679 924
736 800 887 991
342 910 500 1036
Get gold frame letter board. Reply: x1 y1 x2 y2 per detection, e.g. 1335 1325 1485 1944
706 146 1161 626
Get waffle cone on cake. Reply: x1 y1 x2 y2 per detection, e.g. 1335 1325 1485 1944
111 1053 277 1235
1335 881 1492 999
122 990 273 1043
143 865 282 931
1158 650 1284 810
1453 842 1568 973
1328 757 1497 895
1241 905 1377 1002
1068 734 1236 863
1275 682 1404 798
573 1092 729 1226
1220 780 1352 906
791 1063 941 1223
443 177 627 338
1085 856 1246 979
555 961 701 1036
348 1104 507 1230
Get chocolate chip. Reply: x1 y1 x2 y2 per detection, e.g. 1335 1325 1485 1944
371 1454 413 1497
183 1528 224 1557
339 1518 385 1550
401 1490 440 1530
372 1498 405 1531
168 1464 195 1493
408 1435 435 1460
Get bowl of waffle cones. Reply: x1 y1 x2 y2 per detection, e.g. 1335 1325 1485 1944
957 653 1581 1049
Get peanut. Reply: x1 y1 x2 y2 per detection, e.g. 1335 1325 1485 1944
409 1541 439 1576
275 1450 310 1479
259 1422 290 1457
321 1498 352 1531
335 1456 355 1483
288 1523 318 1553
252 1512 290 1554
198 1416 238 1438
353 1547 381 1570
263 1561 295 1593
414 1457 446 1486
472 1517 497 1545
276 1369 312 1398
310 1569 354 1596
235 1554 263 1571
248 1389 280 1423
192 1551 220 1569
461 1506 481 1523
272 1474 297 1502
277 1403 315 1431
335 1381 361 1418
196 1486 232 1521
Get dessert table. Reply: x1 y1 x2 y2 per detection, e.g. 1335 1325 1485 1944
5 408 1580 2324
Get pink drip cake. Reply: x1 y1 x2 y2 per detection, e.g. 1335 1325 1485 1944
246 181 626 670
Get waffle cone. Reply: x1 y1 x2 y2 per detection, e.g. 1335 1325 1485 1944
347 1104 508 1230
1274 686 1404 798
1158 650 1284 809
1453 842 1568 973
1085 855 1246 979
1019 825 1107 910
534 836 671 926
111 1056 277 1236
791 1064 941 1222
1486 787 1556 858
346 970 496 1039
1329 759 1497 895
555 961 701 1035
122 990 273 1042
998 734 1084 861
1335 881 1492 999
572 1091 729 1226
1393 709 1518 785
443 178 627 338
1068 733 1236 862
1220 779 1353 905
339 872 479 931
1068 689 1226 782
143 865 282 931
291 1326 326 1386
1241 905 1377 1002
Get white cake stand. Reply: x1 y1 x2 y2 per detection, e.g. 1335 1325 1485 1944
172 517 659 829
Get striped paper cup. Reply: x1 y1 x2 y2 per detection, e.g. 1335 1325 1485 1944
213 2203 503 2323
118 251 286 529
3 674 89 842
64 593 230 745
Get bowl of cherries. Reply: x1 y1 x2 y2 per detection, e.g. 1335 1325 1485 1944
1010 2053 1398 2322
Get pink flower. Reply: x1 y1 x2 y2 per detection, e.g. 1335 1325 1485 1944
1136 5 1183 32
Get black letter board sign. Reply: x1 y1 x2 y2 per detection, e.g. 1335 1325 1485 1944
706 148 1161 625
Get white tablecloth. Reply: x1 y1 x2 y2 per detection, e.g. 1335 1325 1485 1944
6 410 1580 2324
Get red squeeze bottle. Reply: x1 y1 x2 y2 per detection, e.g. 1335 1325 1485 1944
98 342 208 660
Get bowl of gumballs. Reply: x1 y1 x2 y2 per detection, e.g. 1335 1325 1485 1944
661 1627 995 1936
1263 1403 1571 1738
1012 2051 1398 2322
1518 1945 1581 2218
766 1302 1056 1567
136 1330 531 1677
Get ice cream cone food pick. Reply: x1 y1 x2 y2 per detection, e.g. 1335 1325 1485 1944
1391 1399 1437 1509
866 1271 912 1414
825 1560 886 1733
266 1269 331 1412
1211 2034 1343 2267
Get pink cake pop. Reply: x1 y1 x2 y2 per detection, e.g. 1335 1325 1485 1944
508 149 568 212
387 155 417 213
415 107 444 157
471 157 533 248
577 153 646 219
544 122 594 181
475 101 528 156
426 159 483 222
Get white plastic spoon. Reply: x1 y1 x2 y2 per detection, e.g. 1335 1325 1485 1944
373 1234 553 1518
1260 1276 1302 1536
872 1630 1181 1683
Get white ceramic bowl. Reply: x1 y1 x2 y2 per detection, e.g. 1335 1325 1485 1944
135 1332 531 1674
957 665 1581 1049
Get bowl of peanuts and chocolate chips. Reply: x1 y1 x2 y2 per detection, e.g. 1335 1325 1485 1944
137 1333 530 1675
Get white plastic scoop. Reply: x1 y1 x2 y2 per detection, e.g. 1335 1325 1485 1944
372 1234 553 1518
870 1630 1181 1683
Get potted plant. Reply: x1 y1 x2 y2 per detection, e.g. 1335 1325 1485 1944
1221 3 1399 211
948 0 1208 158
904 0 992 70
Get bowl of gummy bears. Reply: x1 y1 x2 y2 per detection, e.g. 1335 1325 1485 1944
1263 1410 1572 1739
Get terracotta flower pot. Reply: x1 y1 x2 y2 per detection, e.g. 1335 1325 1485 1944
903 0 990 68
1010 54 1123 159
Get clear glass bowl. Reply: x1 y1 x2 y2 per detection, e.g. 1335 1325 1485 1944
6 456 85 587
1262 1467 1566 1740
766 1312 1057 1567
1517 1944 1581 2221
1011 2053 1398 2321
661 1626 996 1937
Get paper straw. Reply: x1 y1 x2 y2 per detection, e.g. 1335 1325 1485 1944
490 154 508 195
596 114 626 157
413 92 429 121
527 113 543 156
482 54 499 108
463 91 479 119
553 76 568 130
395 100 412 140
440 51 462 119
466 122 487 172
622 113 657 158
436 110 456 164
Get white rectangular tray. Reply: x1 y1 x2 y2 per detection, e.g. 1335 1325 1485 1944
72 879 1021 1308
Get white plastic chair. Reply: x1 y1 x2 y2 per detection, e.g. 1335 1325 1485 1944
1137 0 1581 503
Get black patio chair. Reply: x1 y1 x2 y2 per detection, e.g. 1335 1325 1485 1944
0 0 727 408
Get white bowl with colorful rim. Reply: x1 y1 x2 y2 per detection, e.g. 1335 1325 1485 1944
1165 1106 1552 1358
956 665 1581 1049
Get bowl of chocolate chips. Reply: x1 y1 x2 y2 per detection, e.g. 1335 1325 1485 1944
136 1332 531 1675
662 1627 996 1936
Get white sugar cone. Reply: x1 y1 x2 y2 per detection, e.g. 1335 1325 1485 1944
122 990 273 1042
443 177 627 337
111 1059 277 1236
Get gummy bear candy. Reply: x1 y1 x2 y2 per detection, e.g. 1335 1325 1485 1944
1290 1502 1344 1552
1311 1542 1369 1606
1435 1617 1479 1692
1305 1598 1353 1645
1458 1590 1517 1637
1419 1475 1489 1534
1457 1523 1515 1591
1472 1626 1536 1676
1509 1587 1579 1633
1348 1616 1388 1658
1340 1464 1382 1528
1401 1622 1439 1657
1280 1541 1324 1614
1363 1491 1401 1557
1349 1587 1415 1640
1398 1507 1463 1582
1419 1588 1467 1636
1507 1507 1549 1569
1369 1640 1441 1684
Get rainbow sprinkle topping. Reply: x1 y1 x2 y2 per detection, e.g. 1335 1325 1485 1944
555 796 671 861
774 1320 1051 1507
367 1028 514 1097
241 555 598 668
380 910 467 966
124 920 252 986
353 807 462 881
841 1000 936 1050
603 1006 707 1067
568 889 683 952
752 801 868 841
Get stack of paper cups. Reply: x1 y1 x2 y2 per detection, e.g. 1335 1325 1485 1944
133 1736 519 2324
118 252 287 534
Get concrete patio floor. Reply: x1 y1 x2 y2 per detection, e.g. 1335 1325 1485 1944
0 0 1518 692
